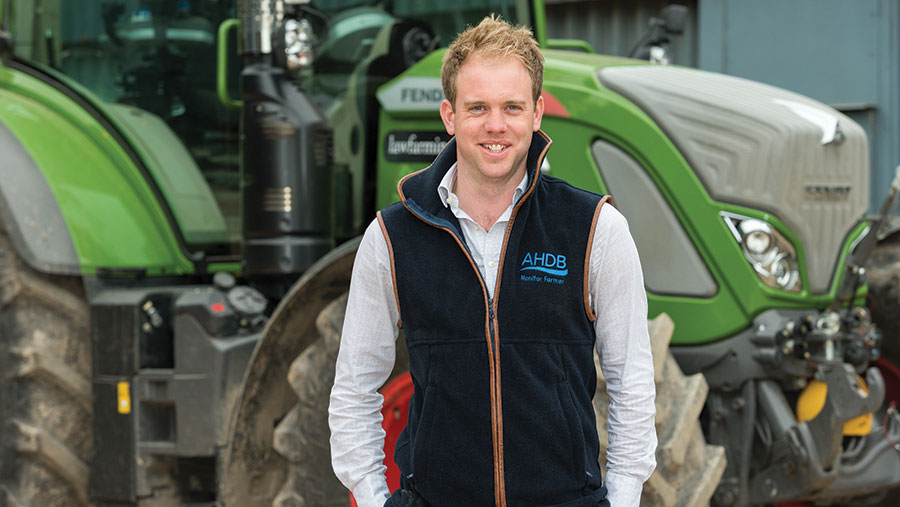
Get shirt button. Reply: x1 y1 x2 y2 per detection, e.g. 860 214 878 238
488 261 496 268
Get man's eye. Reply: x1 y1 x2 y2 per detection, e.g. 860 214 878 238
470 105 485 112
507 105 523 111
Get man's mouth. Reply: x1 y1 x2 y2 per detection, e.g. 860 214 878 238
482 143 508 154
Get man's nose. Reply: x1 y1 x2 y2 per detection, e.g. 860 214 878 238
485 109 507 132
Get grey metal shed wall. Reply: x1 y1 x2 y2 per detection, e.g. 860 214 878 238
544 0 699 66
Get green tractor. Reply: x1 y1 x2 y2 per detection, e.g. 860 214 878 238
1 0 898 506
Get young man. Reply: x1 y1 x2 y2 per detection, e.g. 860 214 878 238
329 16 656 507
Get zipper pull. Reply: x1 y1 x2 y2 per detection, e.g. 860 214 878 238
489 304 495 321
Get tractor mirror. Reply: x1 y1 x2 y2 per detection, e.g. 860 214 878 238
660 5 688 34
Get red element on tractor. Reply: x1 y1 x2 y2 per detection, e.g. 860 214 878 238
210 302 226 313
874 357 900 452
874 357 900 407
349 372 413 506
540 90 569 118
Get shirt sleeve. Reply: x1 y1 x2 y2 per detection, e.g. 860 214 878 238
329 218 401 507
589 205 657 507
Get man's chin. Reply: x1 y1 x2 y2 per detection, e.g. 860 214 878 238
477 164 526 182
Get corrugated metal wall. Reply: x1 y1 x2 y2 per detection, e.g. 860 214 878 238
544 0 698 66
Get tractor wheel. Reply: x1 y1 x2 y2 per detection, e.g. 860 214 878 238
0 229 92 507
869 233 900 393
216 238 409 507
271 293 349 506
867 233 900 507
592 313 727 507
219 239 360 506
271 293 409 507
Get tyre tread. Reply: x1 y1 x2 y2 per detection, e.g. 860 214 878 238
0 230 92 507
595 313 726 507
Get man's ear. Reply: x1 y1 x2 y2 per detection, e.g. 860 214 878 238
533 95 545 132
440 99 455 135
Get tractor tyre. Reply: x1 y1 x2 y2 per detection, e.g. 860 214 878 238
869 233 900 376
271 293 347 506
868 232 900 507
219 239 359 506
593 313 727 507
271 293 409 507
0 229 92 507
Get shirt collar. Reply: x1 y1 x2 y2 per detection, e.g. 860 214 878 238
437 162 530 210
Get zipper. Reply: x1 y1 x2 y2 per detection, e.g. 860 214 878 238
487 297 505 506
397 207 504 503
487 298 501 504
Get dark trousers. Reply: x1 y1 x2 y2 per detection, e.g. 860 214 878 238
384 476 431 507
383 476 610 507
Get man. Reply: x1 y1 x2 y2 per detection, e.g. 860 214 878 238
329 16 656 507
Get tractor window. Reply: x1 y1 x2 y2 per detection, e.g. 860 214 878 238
308 0 519 47
592 139 718 297
301 0 519 112
11 0 241 253
388 0 519 47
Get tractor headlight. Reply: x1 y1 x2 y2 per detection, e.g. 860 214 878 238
723 213 801 292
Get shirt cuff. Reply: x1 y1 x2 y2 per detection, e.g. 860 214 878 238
352 473 391 507
605 470 645 507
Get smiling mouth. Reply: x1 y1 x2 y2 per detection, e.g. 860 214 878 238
482 143 508 153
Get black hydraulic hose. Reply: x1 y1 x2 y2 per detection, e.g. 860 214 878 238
830 165 900 313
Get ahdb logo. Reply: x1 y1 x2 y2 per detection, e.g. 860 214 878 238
520 252 568 276
520 252 568 285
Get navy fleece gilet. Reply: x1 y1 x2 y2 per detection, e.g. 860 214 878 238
379 132 610 506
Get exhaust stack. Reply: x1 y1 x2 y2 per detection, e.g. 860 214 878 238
238 0 333 299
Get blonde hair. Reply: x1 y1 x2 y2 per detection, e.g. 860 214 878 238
441 15 544 108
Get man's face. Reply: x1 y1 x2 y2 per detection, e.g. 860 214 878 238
440 53 544 187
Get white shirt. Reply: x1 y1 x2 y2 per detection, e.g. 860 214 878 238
329 163 656 507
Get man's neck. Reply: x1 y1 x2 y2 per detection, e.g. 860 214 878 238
454 165 526 232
